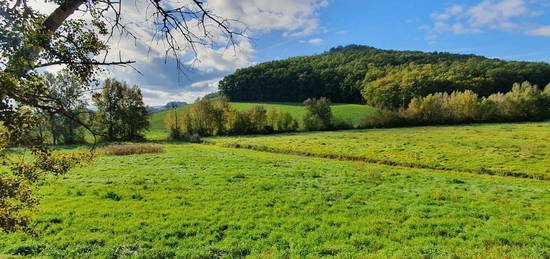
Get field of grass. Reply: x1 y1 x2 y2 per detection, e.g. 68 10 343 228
147 102 374 140
210 122 550 180
1 143 549 258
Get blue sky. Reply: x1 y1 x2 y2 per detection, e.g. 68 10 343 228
33 0 550 105
255 0 550 63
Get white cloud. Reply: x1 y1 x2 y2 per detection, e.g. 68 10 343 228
308 38 324 45
205 0 328 37
426 0 543 38
527 25 550 36
27 0 331 105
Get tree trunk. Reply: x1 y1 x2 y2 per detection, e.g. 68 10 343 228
7 0 85 77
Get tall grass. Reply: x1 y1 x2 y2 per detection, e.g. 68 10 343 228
101 144 164 156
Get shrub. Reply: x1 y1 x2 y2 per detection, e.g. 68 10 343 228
303 97 332 131
101 144 164 156
446 90 479 123
361 109 404 128
180 97 224 136
543 83 550 115
266 108 299 132
503 82 545 121
246 105 268 133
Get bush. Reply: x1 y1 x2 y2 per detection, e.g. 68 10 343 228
180 97 224 136
303 97 332 131
503 82 546 121
101 144 164 156
266 108 299 132
447 90 479 123
543 83 550 114
361 109 405 128
246 105 268 133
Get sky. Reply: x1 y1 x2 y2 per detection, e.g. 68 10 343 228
32 0 550 106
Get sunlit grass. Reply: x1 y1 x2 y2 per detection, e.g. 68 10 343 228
1 144 548 257
210 122 550 179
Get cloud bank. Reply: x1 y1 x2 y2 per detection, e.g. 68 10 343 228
29 0 331 105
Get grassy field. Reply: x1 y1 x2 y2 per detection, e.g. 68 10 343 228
209 122 550 180
1 143 549 258
147 102 374 140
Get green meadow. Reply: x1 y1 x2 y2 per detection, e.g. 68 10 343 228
1 143 549 258
147 102 374 139
210 122 550 180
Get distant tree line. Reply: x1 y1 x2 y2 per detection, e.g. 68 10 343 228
164 97 299 138
218 45 550 107
362 82 550 128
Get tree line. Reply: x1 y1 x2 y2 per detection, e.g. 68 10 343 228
363 82 550 128
218 45 550 107
34 72 150 145
164 97 300 138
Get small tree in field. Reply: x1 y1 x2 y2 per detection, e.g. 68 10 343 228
303 97 332 130
266 108 298 132
164 109 182 140
93 79 149 141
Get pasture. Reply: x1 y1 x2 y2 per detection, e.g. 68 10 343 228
210 122 550 180
1 123 549 258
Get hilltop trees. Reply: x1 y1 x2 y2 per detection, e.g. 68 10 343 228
219 45 550 106
93 79 149 141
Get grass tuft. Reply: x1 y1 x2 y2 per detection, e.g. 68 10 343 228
101 144 164 156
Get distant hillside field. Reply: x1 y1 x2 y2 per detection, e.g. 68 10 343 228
219 45 550 108
147 102 374 139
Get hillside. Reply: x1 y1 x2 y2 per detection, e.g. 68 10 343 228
219 45 550 108
147 102 374 139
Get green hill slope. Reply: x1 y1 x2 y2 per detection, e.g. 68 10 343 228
147 102 374 139
219 45 550 108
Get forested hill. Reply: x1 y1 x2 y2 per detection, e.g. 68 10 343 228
218 45 550 108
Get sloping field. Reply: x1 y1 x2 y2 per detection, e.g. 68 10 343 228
1 144 549 258
147 102 374 139
210 122 550 180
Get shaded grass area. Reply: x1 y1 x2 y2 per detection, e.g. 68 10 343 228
209 122 550 180
147 102 374 140
1 144 549 257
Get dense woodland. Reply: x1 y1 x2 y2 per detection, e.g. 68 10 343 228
219 45 550 108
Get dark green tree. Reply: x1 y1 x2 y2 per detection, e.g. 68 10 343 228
303 97 333 131
93 79 149 141
41 70 89 145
